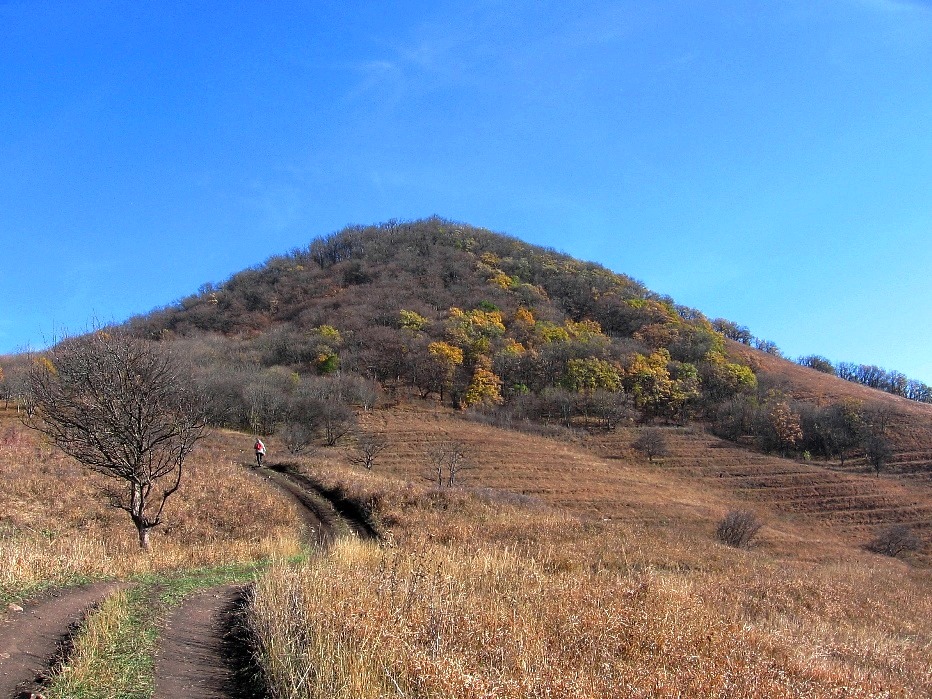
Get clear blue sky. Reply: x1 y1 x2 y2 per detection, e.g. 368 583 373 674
3 1 932 383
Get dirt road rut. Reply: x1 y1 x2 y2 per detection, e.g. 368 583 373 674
0 581 120 699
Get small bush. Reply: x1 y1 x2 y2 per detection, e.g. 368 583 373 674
279 422 318 455
866 524 921 558
716 509 763 548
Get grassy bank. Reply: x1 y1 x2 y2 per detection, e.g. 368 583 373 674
0 422 306 602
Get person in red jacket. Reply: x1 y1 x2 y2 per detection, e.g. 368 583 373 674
254 437 266 467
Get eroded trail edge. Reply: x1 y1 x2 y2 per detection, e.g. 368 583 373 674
153 585 264 699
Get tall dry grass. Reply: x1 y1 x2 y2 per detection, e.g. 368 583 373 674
0 419 305 600
250 465 932 698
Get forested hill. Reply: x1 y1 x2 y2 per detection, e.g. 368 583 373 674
134 217 686 347
130 216 753 416
123 217 930 464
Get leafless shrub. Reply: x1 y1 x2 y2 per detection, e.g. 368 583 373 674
425 440 473 487
866 524 921 558
716 509 763 548
278 422 319 456
461 408 583 440
631 427 669 462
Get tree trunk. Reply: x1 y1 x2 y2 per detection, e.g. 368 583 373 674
136 522 152 551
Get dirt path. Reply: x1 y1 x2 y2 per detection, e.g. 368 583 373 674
152 463 372 699
0 467 370 699
0 581 120 699
261 465 378 544
153 585 260 699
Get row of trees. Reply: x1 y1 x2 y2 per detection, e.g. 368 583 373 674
710 318 782 356
798 355 932 404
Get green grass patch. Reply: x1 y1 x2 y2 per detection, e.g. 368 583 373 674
44 585 157 699
0 572 95 607
40 554 310 699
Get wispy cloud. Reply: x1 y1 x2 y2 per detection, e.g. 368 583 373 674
341 3 656 107
345 59 406 102
344 19 487 104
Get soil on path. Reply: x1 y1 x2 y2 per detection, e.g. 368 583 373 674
261 465 378 544
0 581 120 699
152 463 369 699
0 466 367 699
153 585 260 699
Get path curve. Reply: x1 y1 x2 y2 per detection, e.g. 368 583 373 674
153 462 373 699
0 465 373 699
0 581 120 699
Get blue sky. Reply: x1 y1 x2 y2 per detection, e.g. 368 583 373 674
3 0 932 382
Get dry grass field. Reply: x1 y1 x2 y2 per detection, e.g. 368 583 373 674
348 404 931 562
0 408 305 600
244 396 932 697
249 458 932 697
3 373 932 697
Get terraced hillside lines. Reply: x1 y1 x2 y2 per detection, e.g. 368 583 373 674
358 407 742 529
356 406 930 562
0 581 121 699
594 426 932 544
843 448 932 482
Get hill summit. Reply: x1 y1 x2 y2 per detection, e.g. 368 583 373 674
128 217 758 419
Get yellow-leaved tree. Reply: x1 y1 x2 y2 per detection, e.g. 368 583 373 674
446 307 506 360
399 309 429 332
463 358 503 407
564 357 622 394
426 341 464 402
312 325 342 373
625 349 702 421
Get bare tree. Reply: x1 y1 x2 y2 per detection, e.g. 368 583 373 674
425 440 473 487
631 427 669 462
23 332 207 550
245 375 289 436
866 524 921 558
319 398 357 446
278 422 318 456
349 433 388 470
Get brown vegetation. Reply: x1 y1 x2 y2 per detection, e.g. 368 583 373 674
6 220 932 696
249 450 932 697
0 411 304 600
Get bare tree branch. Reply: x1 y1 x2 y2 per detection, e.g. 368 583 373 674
23 331 207 550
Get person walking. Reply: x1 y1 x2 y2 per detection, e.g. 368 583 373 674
254 437 266 467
